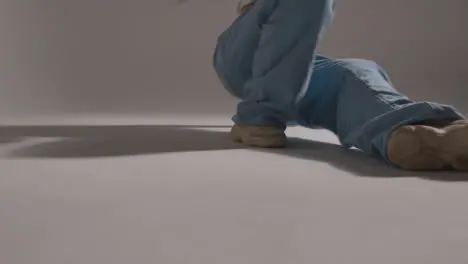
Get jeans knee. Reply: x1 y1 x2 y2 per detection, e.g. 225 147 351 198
212 46 224 74
212 50 245 99
212 41 235 80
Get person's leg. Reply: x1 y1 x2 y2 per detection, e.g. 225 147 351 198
213 0 335 147
295 55 345 131
318 58 468 171
213 0 267 100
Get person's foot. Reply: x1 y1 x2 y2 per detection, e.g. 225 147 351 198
387 120 468 171
237 0 256 14
230 124 287 148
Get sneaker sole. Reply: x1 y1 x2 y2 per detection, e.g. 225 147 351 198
387 123 468 171
230 124 286 148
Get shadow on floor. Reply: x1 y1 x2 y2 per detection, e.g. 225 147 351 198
0 124 466 181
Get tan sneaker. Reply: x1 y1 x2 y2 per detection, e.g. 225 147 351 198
387 120 468 171
237 0 256 14
230 124 287 148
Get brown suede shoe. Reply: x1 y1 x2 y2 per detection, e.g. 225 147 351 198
387 120 468 171
230 124 287 148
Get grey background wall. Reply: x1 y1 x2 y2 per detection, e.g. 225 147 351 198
0 0 467 116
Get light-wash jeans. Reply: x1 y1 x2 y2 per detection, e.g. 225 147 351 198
213 0 465 162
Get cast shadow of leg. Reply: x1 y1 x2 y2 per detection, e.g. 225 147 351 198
0 124 466 182
0 125 240 157
261 137 468 181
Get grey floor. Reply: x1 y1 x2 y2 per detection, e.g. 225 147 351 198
1 115 468 264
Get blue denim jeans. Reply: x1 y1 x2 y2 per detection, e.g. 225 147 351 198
213 0 335 127
213 0 465 162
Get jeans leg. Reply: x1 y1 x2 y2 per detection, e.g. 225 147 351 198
296 55 345 131
332 59 466 163
213 1 272 99
213 0 335 127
